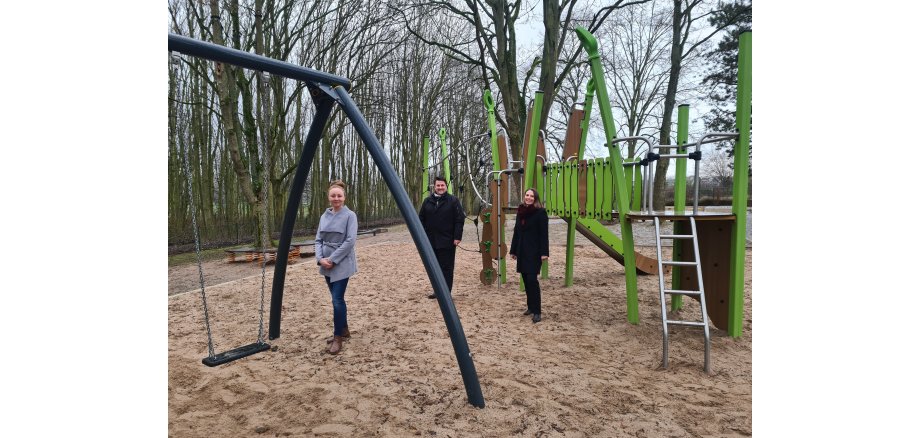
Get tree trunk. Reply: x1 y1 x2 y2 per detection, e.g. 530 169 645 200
654 0 685 211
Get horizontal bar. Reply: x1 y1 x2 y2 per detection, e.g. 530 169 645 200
664 289 701 295
659 234 694 239
662 261 697 266
168 33 351 90
666 320 706 327
658 154 692 159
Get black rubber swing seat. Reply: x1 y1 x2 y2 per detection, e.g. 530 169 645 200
202 342 271 367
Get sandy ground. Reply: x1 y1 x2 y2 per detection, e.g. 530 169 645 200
168 215 752 437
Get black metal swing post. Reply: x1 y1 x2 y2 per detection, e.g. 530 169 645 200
168 33 485 408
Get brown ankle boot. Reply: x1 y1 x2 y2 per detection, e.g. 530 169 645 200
326 326 351 344
328 336 344 354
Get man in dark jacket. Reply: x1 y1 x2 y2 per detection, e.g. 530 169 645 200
419 176 465 298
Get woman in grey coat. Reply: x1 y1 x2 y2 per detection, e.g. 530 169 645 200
315 180 358 354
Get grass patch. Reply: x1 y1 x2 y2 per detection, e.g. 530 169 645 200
168 247 228 267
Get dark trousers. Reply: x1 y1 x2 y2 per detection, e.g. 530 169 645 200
522 272 541 314
434 246 457 292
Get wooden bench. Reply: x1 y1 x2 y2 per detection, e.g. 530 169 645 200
225 246 300 264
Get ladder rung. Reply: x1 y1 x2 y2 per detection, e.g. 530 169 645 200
664 289 701 296
659 234 694 239
666 320 706 327
662 261 698 266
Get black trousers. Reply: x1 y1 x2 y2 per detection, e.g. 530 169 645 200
434 246 457 292
522 272 541 314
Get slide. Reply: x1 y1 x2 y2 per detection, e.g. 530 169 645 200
562 217 658 275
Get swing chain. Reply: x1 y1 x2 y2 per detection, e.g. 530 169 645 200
178 106 216 359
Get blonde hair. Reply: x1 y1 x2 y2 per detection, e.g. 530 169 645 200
328 179 347 196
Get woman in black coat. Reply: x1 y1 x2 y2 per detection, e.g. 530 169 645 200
509 188 550 323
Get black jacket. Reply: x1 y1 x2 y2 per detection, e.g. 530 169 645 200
419 193 465 249
510 208 549 274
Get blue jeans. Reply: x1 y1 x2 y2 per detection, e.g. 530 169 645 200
325 276 349 336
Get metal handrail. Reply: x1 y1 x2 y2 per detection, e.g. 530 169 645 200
609 136 656 213
645 131 738 214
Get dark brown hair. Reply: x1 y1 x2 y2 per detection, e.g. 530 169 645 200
523 188 543 209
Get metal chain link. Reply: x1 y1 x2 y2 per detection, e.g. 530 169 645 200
255 71 272 345
175 77 217 359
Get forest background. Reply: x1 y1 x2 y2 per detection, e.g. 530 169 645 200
167 0 752 252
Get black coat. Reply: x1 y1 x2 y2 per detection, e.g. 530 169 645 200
418 193 465 249
510 208 549 274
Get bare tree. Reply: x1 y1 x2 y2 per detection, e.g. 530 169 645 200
702 146 732 187
652 0 749 210
393 0 649 165
602 0 671 159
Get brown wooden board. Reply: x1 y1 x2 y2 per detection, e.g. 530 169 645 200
497 135 510 169
521 105 534 169
521 108 548 190
487 180 508 259
562 109 585 159
479 210 496 285
674 218 734 330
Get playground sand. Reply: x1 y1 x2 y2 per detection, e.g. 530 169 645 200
168 219 752 436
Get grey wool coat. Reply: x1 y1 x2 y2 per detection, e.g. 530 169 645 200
314 205 358 282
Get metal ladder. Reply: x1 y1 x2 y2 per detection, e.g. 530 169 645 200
654 216 711 373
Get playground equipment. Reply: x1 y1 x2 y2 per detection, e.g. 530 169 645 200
573 26 752 370
169 33 485 408
472 27 750 371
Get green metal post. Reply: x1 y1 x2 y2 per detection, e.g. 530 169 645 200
576 27 640 324
624 159 634 207
566 78 592 287
524 92 543 194
728 32 751 337
538 158 548 280
631 159 642 211
422 136 430 204
524 91 546 280
671 104 690 311
439 128 452 194
483 90 508 285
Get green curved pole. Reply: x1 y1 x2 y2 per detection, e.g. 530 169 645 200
576 27 639 324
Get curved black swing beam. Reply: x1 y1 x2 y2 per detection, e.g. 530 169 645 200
169 34 485 408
